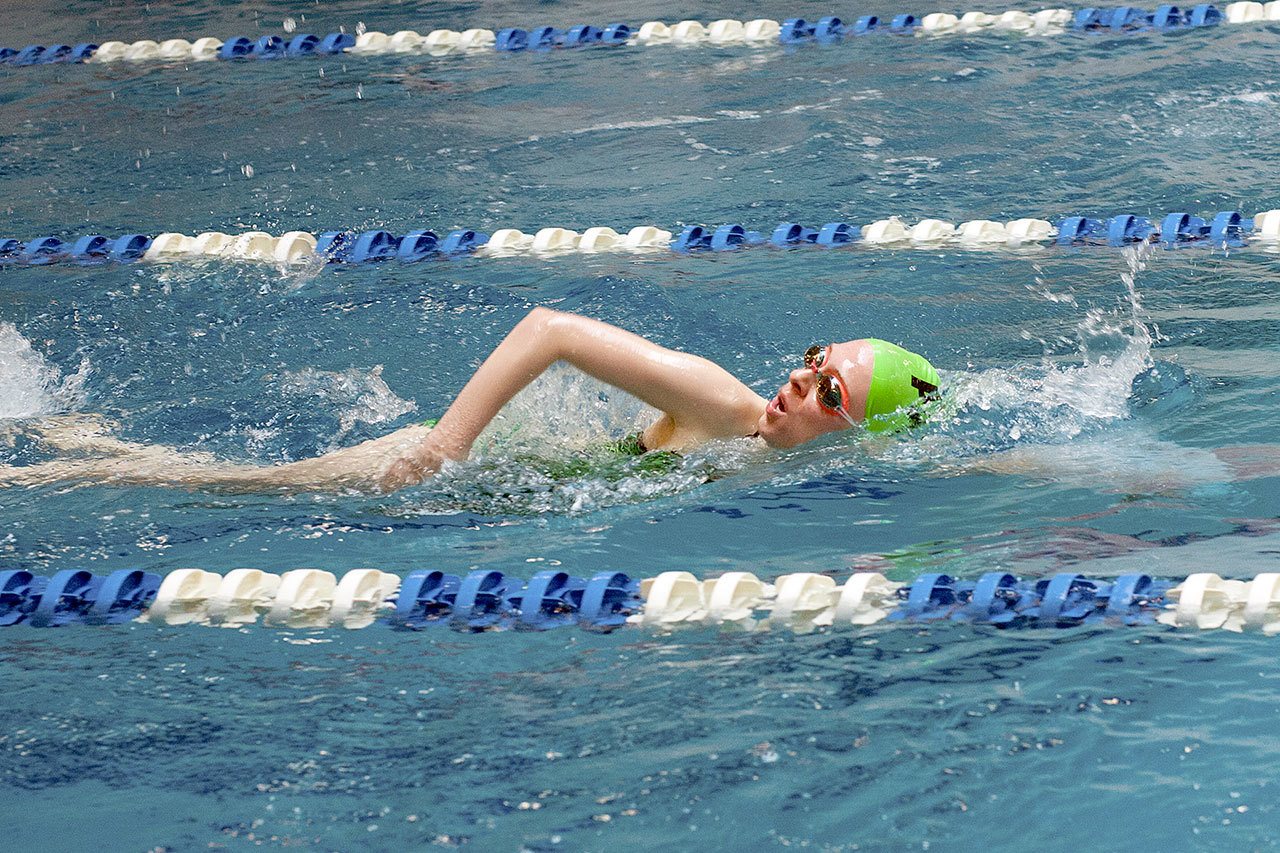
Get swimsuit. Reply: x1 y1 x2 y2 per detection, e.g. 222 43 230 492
552 432 682 479
423 418 681 479
606 431 648 455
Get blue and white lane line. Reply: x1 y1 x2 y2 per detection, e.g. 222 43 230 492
2 566 1278 634
3 4 1278 70
2 209 1277 271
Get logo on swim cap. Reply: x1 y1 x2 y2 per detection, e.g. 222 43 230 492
862 339 940 433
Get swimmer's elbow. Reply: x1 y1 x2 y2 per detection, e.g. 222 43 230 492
514 306 562 347
526 306 579 363
525 305 558 322
521 306 563 339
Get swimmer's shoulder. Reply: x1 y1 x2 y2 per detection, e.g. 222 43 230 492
643 410 762 452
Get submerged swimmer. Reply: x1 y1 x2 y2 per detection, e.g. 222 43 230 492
0 308 940 494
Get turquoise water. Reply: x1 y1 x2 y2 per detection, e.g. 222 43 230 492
2 1 1280 848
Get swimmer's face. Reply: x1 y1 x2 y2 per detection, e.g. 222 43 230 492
757 340 874 448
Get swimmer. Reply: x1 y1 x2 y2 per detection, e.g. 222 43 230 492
0 308 939 494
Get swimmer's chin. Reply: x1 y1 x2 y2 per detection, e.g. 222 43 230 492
753 415 808 450
754 414 787 449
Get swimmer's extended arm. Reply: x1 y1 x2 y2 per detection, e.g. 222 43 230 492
1 310 764 495
423 308 766 461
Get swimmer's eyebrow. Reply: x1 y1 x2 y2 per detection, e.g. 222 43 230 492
820 344 845 379
817 344 834 372
819 343 855 397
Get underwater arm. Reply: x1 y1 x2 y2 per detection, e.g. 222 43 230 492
421 308 765 462
2 416 436 495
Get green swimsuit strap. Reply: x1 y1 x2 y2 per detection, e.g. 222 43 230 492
606 432 648 456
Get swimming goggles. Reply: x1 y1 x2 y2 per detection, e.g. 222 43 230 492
804 345 859 428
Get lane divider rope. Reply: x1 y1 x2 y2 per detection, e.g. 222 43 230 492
2 209 1277 272
3 566 1279 635
1 4 1275 70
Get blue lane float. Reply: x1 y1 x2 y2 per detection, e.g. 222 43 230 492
2 233 152 266
0 568 160 626
0 566 644 631
887 571 1170 625
0 566 1273 636
3 4 1273 72
1 209 1277 273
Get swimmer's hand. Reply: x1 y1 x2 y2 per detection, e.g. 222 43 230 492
377 435 445 492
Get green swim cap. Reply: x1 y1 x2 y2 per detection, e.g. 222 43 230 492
863 339 940 433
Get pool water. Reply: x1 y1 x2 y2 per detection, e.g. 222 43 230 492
2 0 1279 849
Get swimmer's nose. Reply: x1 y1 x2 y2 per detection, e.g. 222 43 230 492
788 367 815 395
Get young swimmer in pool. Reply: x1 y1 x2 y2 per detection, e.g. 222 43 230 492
0 308 939 494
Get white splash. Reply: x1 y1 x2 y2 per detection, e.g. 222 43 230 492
399 367 755 516
947 246 1156 439
279 366 416 445
0 323 89 419
474 364 654 454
